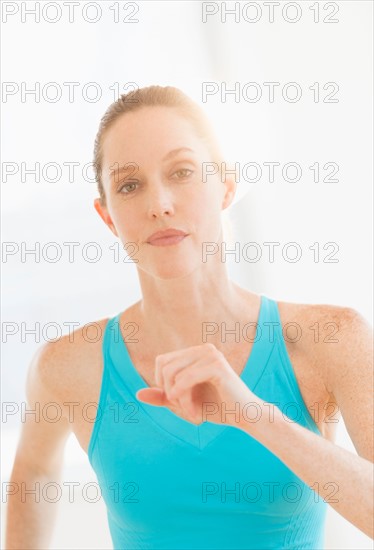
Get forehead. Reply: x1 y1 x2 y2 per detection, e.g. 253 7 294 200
101 106 209 169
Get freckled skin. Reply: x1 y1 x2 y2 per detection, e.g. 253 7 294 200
6 105 373 548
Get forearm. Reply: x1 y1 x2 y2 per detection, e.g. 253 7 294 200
238 403 374 539
5 463 62 549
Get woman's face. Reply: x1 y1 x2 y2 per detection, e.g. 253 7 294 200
94 106 236 279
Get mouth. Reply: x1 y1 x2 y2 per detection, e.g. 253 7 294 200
147 234 188 247
146 228 189 246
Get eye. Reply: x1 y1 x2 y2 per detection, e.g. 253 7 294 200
118 181 138 194
172 168 194 179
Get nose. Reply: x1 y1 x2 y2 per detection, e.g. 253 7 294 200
147 184 175 218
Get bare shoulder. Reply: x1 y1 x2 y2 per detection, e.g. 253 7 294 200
12 316 112 472
278 298 373 460
275 299 373 449
29 316 111 409
276 296 354 325
276 299 371 391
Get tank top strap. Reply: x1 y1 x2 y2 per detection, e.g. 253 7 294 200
88 311 137 462
87 314 118 461
261 295 299 366
102 311 126 380
99 314 117 369
260 294 285 344
258 296 322 435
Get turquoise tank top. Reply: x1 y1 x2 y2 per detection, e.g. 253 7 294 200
88 294 327 549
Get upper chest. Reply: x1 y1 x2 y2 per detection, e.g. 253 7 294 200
71 302 338 453
123 329 336 437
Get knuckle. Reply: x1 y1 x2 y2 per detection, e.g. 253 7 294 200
204 342 220 358
155 355 165 367
174 371 183 386
204 342 216 351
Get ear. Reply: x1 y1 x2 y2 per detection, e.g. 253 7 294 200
222 176 237 210
94 198 119 238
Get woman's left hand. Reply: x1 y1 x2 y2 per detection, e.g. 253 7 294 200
135 342 263 428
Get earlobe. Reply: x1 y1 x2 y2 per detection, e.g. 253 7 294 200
93 198 119 237
222 178 237 210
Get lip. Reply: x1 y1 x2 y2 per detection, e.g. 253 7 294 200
146 228 189 246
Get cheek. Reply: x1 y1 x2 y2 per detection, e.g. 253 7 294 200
201 179 225 208
109 205 137 239
189 181 222 212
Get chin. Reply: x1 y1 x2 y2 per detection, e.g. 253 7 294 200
147 260 198 280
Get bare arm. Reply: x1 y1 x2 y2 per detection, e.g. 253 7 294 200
239 306 374 538
5 342 72 549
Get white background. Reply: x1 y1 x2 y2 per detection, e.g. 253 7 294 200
1 1 373 548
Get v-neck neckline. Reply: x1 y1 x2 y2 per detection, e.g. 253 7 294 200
109 294 274 451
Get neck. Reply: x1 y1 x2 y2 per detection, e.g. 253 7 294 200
132 260 258 353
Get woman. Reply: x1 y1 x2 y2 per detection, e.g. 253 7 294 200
6 86 373 549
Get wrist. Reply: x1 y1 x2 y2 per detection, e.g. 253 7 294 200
235 398 283 437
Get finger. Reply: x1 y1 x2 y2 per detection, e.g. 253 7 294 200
161 362 195 415
155 344 218 390
154 352 192 389
170 362 224 401
136 388 169 407
136 388 187 416
162 362 192 401
177 392 196 419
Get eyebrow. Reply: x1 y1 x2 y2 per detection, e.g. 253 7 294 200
162 147 195 162
109 147 195 180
